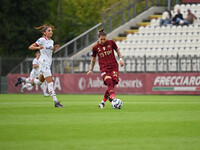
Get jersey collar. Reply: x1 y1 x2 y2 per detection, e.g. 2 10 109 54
43 36 48 40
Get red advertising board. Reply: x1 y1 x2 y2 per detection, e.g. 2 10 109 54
8 73 200 95
183 0 200 3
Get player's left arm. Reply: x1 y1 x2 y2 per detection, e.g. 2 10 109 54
115 48 124 67
87 57 96 75
33 64 39 69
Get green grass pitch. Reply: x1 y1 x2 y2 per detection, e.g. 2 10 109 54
0 94 200 150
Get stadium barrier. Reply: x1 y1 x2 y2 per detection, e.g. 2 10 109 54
8 73 200 95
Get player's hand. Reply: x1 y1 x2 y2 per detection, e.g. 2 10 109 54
87 70 92 75
54 44 60 51
120 60 124 67
38 46 44 49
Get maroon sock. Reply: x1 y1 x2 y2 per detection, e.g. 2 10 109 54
103 89 109 102
105 78 115 96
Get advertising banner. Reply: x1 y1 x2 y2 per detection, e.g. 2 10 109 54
183 0 200 3
146 73 200 95
8 73 200 95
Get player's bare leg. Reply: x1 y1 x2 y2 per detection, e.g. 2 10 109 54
45 76 64 107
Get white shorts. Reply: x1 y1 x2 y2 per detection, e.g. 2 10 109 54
30 70 39 78
39 63 52 78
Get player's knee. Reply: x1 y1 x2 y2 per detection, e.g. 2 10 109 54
104 76 112 81
105 78 113 86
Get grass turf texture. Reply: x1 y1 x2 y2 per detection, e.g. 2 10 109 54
0 94 200 150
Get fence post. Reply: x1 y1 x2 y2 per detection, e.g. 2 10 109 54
73 41 77 55
122 11 125 25
152 0 154 6
168 0 171 10
156 0 159 6
145 0 149 9
156 58 158 73
86 33 89 46
133 3 136 18
20 63 23 74
144 55 146 73
165 0 168 6
60 59 63 74
65 46 68 57
128 5 130 21
109 17 112 32
71 59 74 73
166 58 168 72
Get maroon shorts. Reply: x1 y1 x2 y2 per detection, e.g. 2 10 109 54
100 65 119 85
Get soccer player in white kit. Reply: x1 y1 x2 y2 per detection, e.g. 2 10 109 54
21 51 49 97
15 25 64 107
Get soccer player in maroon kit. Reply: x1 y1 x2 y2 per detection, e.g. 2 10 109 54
87 29 124 108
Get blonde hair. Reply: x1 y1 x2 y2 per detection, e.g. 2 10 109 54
35 24 55 34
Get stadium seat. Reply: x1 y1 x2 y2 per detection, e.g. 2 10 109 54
180 4 186 12
113 4 200 70
150 19 157 26
174 4 180 12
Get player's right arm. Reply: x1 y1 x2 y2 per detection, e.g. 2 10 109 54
29 43 44 50
87 56 96 75
29 38 44 50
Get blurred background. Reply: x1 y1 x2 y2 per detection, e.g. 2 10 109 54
1 0 200 94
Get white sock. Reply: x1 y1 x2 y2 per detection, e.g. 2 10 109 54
41 81 48 95
22 83 32 89
48 82 58 102
101 100 105 104
25 78 42 85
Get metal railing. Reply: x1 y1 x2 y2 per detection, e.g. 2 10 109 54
9 56 200 74
54 0 182 58
54 23 102 57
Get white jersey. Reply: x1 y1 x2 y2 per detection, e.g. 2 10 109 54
30 58 39 78
35 36 54 67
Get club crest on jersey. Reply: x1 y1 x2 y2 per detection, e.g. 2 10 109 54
98 48 101 52
113 71 118 77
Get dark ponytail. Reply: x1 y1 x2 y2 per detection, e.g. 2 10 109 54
98 29 106 38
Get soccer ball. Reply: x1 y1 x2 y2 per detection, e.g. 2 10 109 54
111 99 123 109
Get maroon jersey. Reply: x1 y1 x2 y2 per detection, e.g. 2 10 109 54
91 40 118 71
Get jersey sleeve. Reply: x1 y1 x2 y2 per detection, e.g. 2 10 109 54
35 37 44 46
32 59 38 65
111 40 118 50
